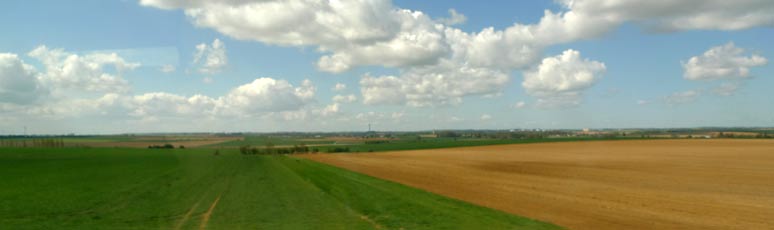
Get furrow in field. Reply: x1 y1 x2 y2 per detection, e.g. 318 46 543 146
199 195 221 230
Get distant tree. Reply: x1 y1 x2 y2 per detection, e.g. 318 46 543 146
148 144 175 149
265 142 275 154
326 147 350 153
239 145 250 155
179 145 185 149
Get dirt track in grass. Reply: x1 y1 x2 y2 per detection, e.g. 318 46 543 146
302 139 774 230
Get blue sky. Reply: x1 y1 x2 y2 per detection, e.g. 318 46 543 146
0 0 772 134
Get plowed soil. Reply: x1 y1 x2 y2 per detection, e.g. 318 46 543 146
302 139 774 230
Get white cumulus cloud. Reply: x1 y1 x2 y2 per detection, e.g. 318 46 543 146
438 9 467 26
138 0 774 108
522 50 606 108
28 46 139 93
0 53 46 104
144 0 447 74
557 0 774 31
683 42 767 80
193 38 228 74
217 78 315 115
5 75 320 122
128 93 217 119
360 60 509 107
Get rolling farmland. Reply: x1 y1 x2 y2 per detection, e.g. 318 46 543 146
0 147 558 230
304 139 774 230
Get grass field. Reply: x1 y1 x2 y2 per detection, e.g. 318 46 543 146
0 147 559 230
305 139 774 230
0 135 242 148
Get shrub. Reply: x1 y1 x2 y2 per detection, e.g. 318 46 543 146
148 144 175 149
327 147 350 153
365 140 389 144
239 145 251 155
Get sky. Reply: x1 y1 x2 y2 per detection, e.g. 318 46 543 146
0 0 772 134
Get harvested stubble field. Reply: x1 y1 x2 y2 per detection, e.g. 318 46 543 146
303 139 774 230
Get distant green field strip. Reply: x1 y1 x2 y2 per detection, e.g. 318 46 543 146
0 148 560 229
211 136 649 152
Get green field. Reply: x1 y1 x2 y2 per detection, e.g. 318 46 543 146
0 147 560 230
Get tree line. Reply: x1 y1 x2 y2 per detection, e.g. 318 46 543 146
239 143 318 155
0 138 66 148
239 143 353 155
147 144 185 149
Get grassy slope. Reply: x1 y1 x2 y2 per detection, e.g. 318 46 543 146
0 148 559 230
278 156 559 230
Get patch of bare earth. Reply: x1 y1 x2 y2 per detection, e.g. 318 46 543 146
302 139 774 230
199 195 221 230
174 201 201 230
